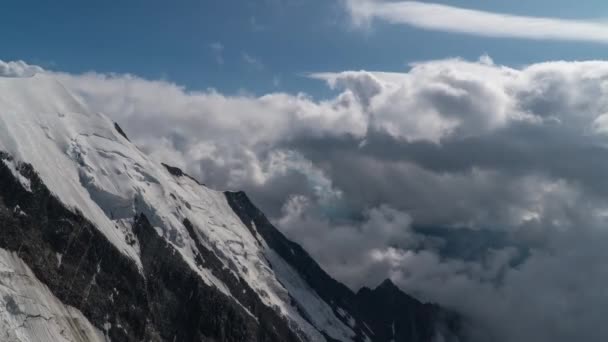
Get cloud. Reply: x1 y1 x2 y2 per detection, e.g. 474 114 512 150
250 16 266 31
311 59 526 143
242 52 265 70
278 199 425 287
273 75 281 87
344 0 608 44
21 57 608 341
0 60 44 78
209 42 225 65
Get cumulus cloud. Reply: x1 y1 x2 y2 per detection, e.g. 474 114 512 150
344 0 608 44
23 57 608 341
278 199 424 287
312 60 524 143
0 60 44 77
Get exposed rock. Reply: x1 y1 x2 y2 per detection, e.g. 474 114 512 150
113 122 130 142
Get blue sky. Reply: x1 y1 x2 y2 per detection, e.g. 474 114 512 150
4 0 608 97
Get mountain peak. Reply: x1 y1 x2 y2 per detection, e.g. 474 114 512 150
377 278 399 291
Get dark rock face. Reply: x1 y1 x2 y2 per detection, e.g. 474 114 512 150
162 163 205 186
226 191 464 342
113 122 130 142
0 151 464 341
356 280 461 342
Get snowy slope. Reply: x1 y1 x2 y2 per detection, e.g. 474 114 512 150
0 74 358 341
0 248 106 342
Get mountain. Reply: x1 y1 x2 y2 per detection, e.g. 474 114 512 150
0 74 463 341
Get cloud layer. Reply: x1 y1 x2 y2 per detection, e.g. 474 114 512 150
0 60 43 78
344 0 608 43
8 57 608 341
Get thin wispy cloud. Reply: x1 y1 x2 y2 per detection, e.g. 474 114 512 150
272 75 281 87
250 16 266 31
242 52 265 70
345 0 608 43
209 42 225 65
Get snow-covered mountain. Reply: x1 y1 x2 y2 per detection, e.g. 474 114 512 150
0 74 463 342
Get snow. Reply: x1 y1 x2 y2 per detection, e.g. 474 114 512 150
264 249 356 341
12 205 27 217
0 74 358 341
55 253 62 268
0 247 106 342
0 75 141 269
2 159 31 192
336 307 357 328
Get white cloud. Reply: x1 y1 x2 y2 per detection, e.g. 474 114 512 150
0 60 44 78
344 0 608 43
278 199 422 287
311 60 526 143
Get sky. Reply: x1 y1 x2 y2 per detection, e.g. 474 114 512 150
4 0 608 96
6 1 608 341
